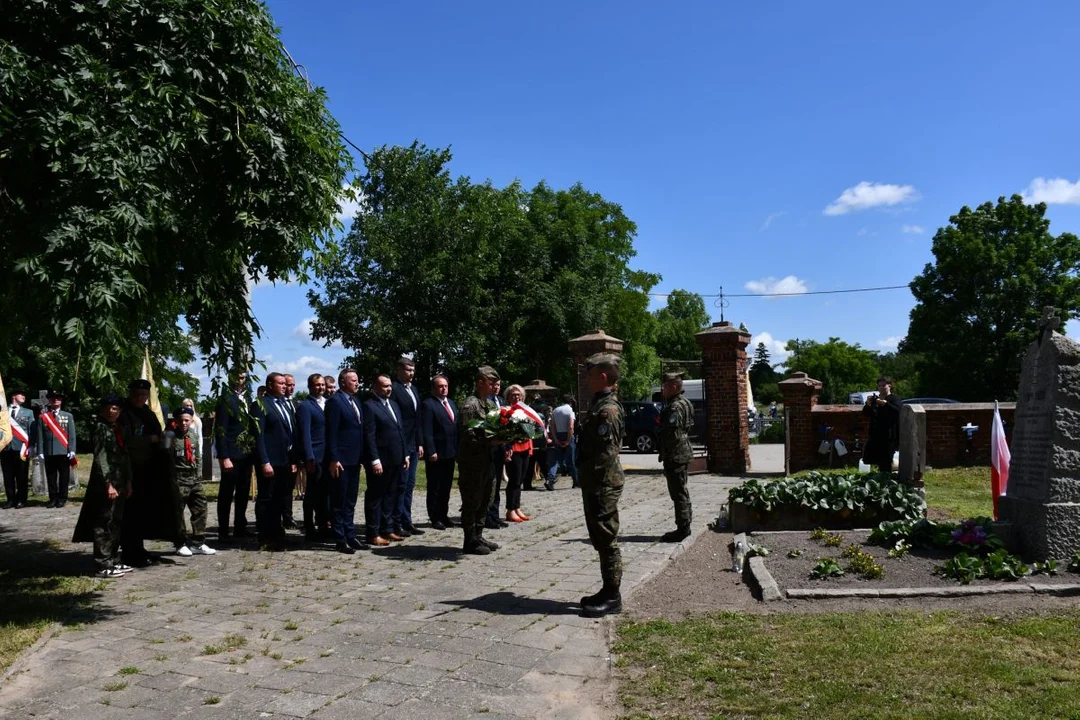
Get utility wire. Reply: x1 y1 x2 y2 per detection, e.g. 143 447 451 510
282 43 371 163
649 284 910 299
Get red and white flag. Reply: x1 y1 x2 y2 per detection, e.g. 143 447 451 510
990 401 1010 520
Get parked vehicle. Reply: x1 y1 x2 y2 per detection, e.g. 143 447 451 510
621 401 662 453
901 397 960 405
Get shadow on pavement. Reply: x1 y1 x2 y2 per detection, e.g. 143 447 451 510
443 591 581 616
560 534 665 544
371 544 462 562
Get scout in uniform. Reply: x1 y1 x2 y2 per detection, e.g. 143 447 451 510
457 366 501 556
35 389 77 508
170 407 216 557
658 370 694 542
577 352 626 617
72 394 133 578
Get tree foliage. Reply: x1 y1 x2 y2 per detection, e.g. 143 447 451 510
784 337 880 404
749 341 780 402
653 290 710 363
308 142 658 399
0 0 352 384
904 196 1080 400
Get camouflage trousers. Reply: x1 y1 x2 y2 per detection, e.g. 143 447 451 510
663 461 692 532
581 480 623 588
176 471 207 545
93 495 126 571
458 457 495 545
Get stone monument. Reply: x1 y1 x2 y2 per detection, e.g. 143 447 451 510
897 404 926 486
997 308 1080 560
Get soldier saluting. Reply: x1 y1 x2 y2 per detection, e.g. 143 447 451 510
577 352 625 618
658 370 694 542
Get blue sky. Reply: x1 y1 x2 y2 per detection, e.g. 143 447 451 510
200 1 1080 392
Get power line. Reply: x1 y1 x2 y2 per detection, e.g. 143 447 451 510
649 284 910 299
282 43 371 163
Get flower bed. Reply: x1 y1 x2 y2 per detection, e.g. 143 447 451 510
727 471 924 532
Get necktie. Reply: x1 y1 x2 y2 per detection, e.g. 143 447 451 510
385 400 397 424
277 399 292 433
405 384 417 410
442 399 454 422
113 423 125 449
347 395 361 422
184 435 193 464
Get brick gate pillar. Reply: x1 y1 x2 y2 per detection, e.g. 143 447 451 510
568 329 624 411
695 321 751 475
779 371 822 475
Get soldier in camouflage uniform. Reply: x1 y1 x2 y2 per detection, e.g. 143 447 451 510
457 366 501 556
658 370 694 542
577 352 626 617
170 407 216 557
73 394 133 578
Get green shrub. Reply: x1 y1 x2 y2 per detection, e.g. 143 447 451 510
729 471 923 522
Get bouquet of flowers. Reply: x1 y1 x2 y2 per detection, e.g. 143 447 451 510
468 402 545 443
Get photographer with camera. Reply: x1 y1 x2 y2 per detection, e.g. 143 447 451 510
862 376 902 473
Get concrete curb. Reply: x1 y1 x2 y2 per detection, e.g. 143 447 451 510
787 583 1080 599
0 622 59 691
747 556 783 602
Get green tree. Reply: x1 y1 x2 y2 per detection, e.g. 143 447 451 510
877 350 921 400
654 290 711 363
748 341 779 398
784 337 880 404
904 196 1080 401
0 0 352 384
307 143 657 397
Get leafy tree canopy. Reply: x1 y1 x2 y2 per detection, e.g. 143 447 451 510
0 0 352 385
904 196 1080 400
308 142 659 399
654 290 711 364
749 341 780 399
784 337 880 404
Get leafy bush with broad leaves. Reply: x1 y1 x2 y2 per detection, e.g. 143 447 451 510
868 517 1002 554
728 471 923 522
937 549 1028 584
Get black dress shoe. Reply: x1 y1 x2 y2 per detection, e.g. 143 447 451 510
395 528 411 537
430 521 446 531
443 518 457 528
497 519 509 528
484 519 500 530
661 528 691 543
479 537 499 551
346 537 367 550
335 544 356 555
234 528 251 538
56 502 66 508
404 525 425 535
282 519 297 530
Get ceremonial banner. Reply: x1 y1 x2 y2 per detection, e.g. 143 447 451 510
142 347 166 429
0 372 11 453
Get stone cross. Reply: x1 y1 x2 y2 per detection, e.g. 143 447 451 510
30 390 48 409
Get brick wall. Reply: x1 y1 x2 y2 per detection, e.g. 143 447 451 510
780 374 1015 473
696 322 751 474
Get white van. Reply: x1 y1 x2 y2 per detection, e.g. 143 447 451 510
650 378 704 402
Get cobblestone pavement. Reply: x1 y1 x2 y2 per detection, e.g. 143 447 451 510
0 471 738 719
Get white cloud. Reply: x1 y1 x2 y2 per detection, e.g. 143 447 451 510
877 336 903 350
750 331 790 362
336 182 366 224
824 181 919 216
902 224 924 234
274 355 337 377
759 211 787 232
744 275 809 298
1021 177 1080 205
293 317 343 349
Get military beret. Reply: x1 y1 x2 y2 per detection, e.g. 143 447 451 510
173 406 195 418
46 389 66 400
477 365 501 381
662 370 687 382
584 352 621 369
128 379 152 391
98 393 124 407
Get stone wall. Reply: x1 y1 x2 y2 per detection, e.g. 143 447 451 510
780 373 1015 473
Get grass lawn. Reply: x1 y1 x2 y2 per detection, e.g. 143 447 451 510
615 610 1080 719
924 465 993 520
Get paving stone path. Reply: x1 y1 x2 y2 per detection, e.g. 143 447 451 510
0 471 738 719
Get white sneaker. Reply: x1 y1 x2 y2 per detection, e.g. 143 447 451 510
176 545 193 557
113 564 134 574
192 544 217 555
96 568 126 578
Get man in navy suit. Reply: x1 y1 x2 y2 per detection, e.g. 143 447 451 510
296 373 328 541
390 357 424 536
325 369 366 554
421 374 459 530
214 369 255 540
252 372 297 550
363 374 409 546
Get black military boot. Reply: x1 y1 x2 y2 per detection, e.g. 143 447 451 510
478 529 499 551
581 583 622 618
462 527 491 555
661 527 691 542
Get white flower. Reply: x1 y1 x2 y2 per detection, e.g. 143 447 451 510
510 409 529 423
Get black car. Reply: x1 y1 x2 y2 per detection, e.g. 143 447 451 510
621 401 662 453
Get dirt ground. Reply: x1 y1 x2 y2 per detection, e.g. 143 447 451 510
625 528 1080 619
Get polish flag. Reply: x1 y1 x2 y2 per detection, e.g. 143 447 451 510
990 401 1010 520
